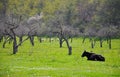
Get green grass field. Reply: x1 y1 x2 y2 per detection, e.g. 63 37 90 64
0 37 120 77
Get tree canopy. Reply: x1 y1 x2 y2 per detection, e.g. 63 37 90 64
0 0 120 54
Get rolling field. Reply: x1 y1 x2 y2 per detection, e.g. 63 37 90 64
0 37 120 77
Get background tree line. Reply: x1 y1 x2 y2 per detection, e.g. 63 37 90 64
0 0 120 54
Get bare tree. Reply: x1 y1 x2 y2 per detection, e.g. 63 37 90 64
46 11 79 55
2 11 43 54
84 27 97 48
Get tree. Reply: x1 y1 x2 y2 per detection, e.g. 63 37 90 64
98 0 120 26
42 0 79 55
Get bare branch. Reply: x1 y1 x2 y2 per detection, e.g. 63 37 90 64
5 22 19 30
17 36 29 47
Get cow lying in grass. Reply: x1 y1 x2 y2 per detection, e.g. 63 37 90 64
81 50 105 61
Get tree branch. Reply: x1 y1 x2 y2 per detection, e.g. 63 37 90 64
17 36 29 47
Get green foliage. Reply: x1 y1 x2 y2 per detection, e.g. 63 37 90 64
4 0 120 28
100 0 120 25
0 2 2 10
8 0 43 16
0 37 120 76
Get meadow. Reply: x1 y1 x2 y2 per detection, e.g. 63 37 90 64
0 37 120 77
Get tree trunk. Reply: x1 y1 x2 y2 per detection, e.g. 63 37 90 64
8 38 12 44
39 38 42 43
100 38 103 47
37 37 42 43
19 36 23 45
109 37 111 49
3 39 7 48
68 46 72 55
0 36 3 42
3 36 10 48
64 37 72 55
29 36 34 46
82 37 86 43
13 37 18 54
90 38 94 48
59 38 63 48
70 37 72 43
13 45 18 54
91 39 94 48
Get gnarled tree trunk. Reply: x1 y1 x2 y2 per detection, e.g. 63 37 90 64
13 37 18 54
63 37 72 55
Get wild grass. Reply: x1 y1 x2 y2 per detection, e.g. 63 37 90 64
0 37 120 77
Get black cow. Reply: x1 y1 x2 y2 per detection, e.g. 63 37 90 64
81 50 105 61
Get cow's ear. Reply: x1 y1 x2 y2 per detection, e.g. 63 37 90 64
84 50 86 52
